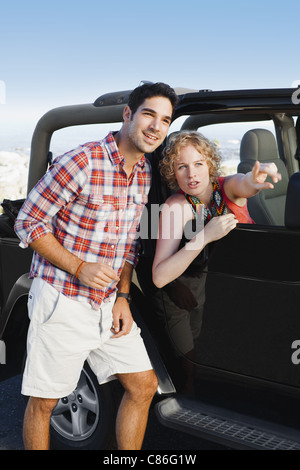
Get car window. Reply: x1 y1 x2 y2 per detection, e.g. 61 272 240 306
195 120 276 175
49 123 121 159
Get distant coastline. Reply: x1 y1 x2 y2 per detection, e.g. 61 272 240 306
0 149 29 201
0 138 240 204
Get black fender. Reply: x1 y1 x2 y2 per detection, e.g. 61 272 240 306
0 273 32 336
0 274 32 381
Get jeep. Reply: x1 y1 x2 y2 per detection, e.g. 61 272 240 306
1 84 300 450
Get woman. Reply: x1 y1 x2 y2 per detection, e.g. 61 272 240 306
152 131 281 288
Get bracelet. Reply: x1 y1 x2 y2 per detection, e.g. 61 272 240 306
75 261 85 279
116 292 132 303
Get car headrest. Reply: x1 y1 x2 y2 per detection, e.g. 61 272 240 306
238 128 289 200
240 128 279 163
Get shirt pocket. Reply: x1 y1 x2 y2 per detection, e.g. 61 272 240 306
74 193 118 230
125 194 148 240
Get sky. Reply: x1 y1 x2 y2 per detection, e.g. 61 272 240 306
1 0 300 150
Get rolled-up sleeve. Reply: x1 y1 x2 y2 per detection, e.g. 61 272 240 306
14 149 89 248
126 237 141 268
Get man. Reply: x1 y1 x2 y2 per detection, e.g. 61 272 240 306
15 82 178 450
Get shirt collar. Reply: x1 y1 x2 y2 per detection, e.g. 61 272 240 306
104 132 146 170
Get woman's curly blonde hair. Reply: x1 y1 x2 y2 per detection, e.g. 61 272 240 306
159 131 222 190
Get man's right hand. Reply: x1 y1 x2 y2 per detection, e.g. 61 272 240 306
30 234 120 290
77 262 119 289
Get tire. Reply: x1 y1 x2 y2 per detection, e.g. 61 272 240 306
49 363 122 450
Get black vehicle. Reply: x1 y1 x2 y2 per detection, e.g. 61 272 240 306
2 84 300 450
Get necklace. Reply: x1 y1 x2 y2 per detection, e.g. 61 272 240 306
186 180 227 223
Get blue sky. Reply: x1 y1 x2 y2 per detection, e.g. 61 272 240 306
1 0 300 148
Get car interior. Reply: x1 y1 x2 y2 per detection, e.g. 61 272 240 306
238 128 289 225
175 112 300 228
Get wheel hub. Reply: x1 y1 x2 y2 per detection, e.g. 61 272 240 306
50 368 100 441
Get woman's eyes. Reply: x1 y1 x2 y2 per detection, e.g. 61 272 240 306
177 162 203 170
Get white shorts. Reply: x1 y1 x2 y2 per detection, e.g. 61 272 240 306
22 278 153 398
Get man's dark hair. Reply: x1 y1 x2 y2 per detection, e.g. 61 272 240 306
128 82 178 117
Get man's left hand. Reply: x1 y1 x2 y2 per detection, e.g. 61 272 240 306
111 297 133 338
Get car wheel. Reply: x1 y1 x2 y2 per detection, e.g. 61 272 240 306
49 363 122 450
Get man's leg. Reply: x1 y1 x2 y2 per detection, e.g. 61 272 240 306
23 396 58 450
115 369 158 450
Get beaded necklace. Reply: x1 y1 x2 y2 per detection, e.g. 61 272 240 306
185 180 227 224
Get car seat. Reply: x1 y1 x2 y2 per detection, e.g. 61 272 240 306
237 128 289 225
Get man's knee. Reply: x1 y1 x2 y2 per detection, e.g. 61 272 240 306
142 370 159 399
26 396 59 417
118 370 158 402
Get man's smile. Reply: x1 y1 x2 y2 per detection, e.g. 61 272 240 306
143 131 159 142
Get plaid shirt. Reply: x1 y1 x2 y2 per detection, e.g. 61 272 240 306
15 132 151 309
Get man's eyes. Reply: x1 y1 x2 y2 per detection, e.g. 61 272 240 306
142 112 170 125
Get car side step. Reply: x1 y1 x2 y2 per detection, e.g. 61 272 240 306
155 397 300 450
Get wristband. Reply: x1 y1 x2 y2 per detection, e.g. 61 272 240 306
75 261 85 279
116 292 132 303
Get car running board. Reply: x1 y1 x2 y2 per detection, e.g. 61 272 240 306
155 397 300 450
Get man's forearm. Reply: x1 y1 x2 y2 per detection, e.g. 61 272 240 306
116 261 134 293
29 233 82 276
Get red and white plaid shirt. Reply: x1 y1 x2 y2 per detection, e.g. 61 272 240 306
15 132 151 309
